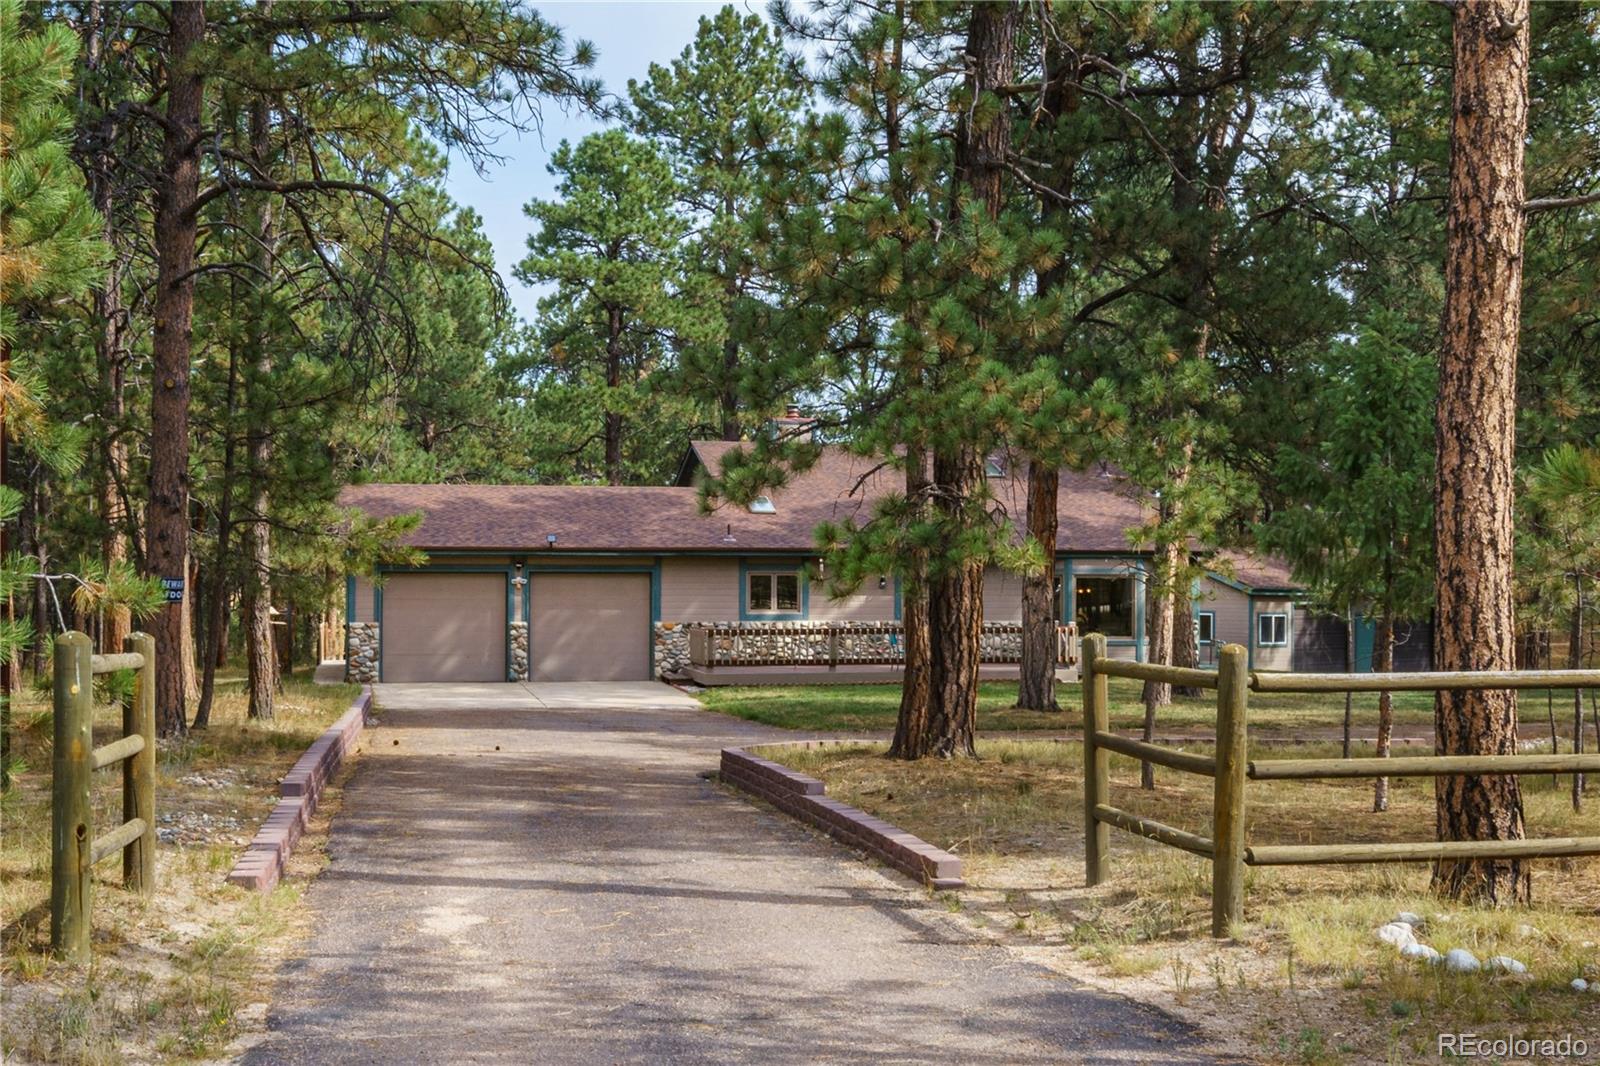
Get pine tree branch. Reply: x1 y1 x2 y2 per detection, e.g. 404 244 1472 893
1525 190 1600 215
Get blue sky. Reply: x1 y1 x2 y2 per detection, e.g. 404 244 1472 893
444 1 742 322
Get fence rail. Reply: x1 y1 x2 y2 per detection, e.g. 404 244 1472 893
1081 632 1600 937
319 621 346 663
687 621 1079 671
52 631 156 963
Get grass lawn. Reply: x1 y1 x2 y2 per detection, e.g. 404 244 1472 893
696 676 1440 738
0 667 361 1063
761 739 1600 1064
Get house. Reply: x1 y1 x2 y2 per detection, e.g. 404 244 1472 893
336 440 1319 683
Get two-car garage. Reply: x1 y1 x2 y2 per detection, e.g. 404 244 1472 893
376 570 652 683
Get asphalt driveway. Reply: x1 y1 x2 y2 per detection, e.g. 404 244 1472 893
244 684 1219 1064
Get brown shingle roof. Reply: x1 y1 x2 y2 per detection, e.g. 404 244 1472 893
340 442 1155 554
1208 549 1300 593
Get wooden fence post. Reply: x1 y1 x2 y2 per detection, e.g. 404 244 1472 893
1212 642 1249 937
51 631 93 962
124 632 156 894
1083 633 1110 886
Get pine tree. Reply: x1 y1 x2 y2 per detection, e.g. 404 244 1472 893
515 130 708 486
1431 0 1531 905
629 5 803 441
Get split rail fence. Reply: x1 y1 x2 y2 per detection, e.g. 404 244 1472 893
1080 632 1600 938
51 630 157 963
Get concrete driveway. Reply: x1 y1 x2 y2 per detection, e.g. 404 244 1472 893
372 680 705 710
245 687 1217 1065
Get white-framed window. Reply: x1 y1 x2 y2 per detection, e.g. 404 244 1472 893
1257 612 1287 647
1196 611 1215 645
747 571 802 614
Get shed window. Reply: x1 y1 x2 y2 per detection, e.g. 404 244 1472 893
1196 611 1215 645
1075 575 1134 637
748 572 801 614
1257 612 1287 647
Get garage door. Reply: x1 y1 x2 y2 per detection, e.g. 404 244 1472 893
530 573 651 682
381 573 507 682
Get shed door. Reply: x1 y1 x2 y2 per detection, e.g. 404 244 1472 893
381 573 507 683
530 573 651 682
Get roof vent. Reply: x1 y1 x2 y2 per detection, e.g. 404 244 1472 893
749 495 776 515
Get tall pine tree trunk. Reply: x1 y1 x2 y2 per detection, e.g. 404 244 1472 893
242 82 278 721
922 0 1016 756
1431 0 1531 904
605 305 624 485
1173 579 1201 696
1017 462 1060 711
889 445 935 759
1374 615 1396 812
1570 580 1584 811
81 0 134 654
146 0 205 736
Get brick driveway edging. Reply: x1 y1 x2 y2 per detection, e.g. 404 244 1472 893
227 687 373 892
720 744 964 889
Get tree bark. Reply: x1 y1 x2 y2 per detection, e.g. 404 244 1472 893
1570 579 1583 811
82 5 135 655
146 0 206 737
242 70 279 721
1431 0 1531 904
1173 583 1201 697
604 304 624 485
194 339 241 729
1017 461 1060 711
921 0 1017 757
1374 615 1395 812
1141 532 1182 789
889 445 935 759
1343 607 1357 759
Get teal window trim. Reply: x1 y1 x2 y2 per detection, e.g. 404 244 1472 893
1067 558 1145 659
1196 610 1216 645
740 559 808 621
345 575 355 625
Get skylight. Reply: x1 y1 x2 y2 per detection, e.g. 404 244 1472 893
749 495 776 514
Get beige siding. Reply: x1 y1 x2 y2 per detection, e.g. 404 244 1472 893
981 566 1025 622
812 574 897 622
1252 597 1295 672
352 576 376 623
660 557 740 620
1197 579 1249 649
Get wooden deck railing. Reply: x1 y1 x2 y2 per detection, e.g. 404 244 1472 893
688 621 1078 671
1080 631 1600 937
319 621 347 662
52 631 157 963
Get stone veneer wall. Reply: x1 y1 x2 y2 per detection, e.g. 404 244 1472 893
655 621 1058 678
345 622 380 683
509 621 529 681
654 622 691 678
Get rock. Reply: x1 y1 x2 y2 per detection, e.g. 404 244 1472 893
1443 948 1481 974
1377 923 1419 949
1571 978 1589 993
1486 955 1527 975
1393 911 1425 930
1401 943 1441 964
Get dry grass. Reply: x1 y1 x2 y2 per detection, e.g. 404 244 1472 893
0 669 360 1063
764 739 1600 1064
